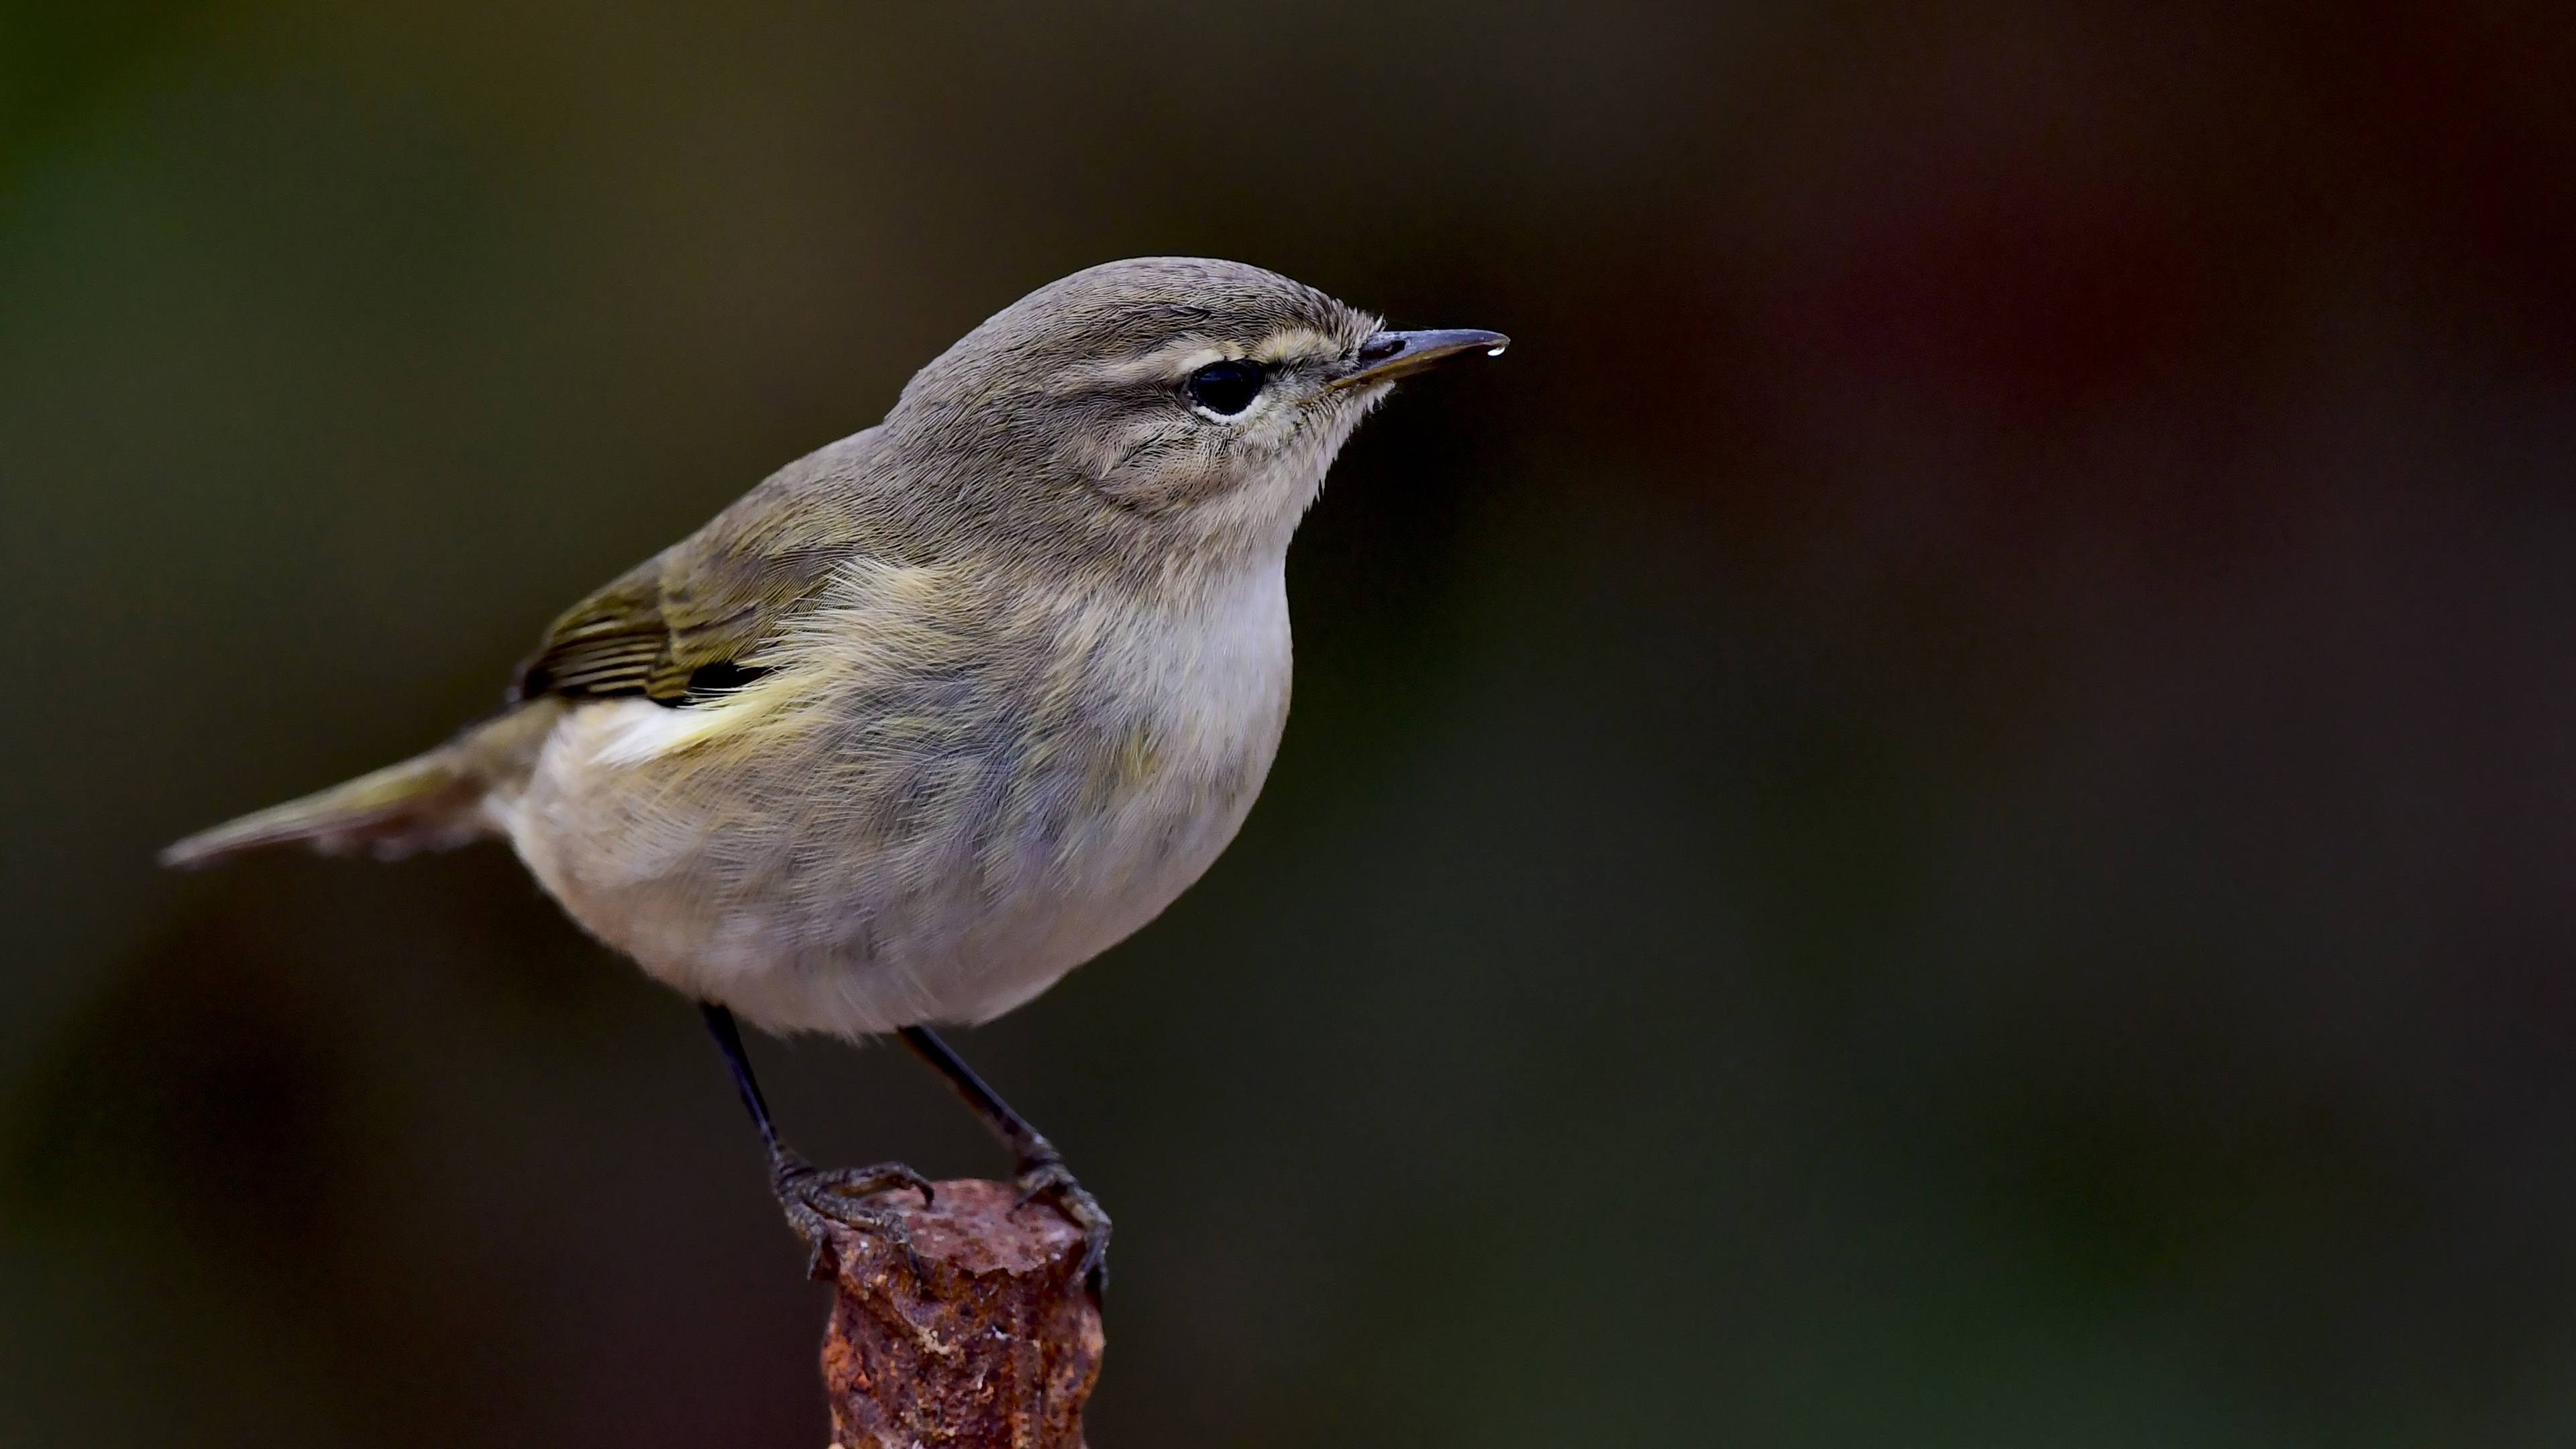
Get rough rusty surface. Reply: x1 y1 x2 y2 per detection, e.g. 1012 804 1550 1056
819 1178 1102 1449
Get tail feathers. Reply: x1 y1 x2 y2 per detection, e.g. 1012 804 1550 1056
161 700 562 869
161 750 488 867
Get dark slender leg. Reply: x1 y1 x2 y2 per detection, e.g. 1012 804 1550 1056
899 1026 1112 1295
702 1004 931 1279
702 1001 786 1157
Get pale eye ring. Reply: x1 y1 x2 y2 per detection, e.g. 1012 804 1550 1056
1185 359 1265 415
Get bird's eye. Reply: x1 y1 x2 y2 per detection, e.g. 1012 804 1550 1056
1186 359 1266 416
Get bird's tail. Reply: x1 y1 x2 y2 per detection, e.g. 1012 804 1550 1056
161 698 564 869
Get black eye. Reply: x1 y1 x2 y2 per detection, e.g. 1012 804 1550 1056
1185 359 1265 415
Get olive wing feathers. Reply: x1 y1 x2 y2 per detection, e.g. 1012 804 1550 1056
513 429 892 704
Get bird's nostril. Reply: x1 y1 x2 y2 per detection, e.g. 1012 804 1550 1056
1358 335 1405 362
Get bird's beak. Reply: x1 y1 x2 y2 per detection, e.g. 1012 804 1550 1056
1328 328 1511 390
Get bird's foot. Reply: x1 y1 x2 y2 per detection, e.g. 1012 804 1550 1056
771 1152 934 1281
1014 1153 1112 1297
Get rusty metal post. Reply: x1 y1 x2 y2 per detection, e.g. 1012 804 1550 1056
816 1179 1104 1449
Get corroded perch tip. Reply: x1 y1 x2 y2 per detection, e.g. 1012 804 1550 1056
817 1178 1104 1449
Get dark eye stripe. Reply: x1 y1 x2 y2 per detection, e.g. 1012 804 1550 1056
1186 359 1265 415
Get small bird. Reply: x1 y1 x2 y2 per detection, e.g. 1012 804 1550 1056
164 257 1506 1291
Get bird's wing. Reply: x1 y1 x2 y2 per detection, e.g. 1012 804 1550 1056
514 429 892 704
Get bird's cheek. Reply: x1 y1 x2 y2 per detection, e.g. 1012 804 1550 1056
1080 428 1228 511
1049 411 1148 483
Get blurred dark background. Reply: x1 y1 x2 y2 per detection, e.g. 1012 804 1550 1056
7 1 2576 1444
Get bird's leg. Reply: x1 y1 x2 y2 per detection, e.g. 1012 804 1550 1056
701 1003 930 1280
898 1025 1112 1296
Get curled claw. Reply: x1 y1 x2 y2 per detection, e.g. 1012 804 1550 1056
775 1159 935 1282
1011 1157 1071 1210
805 1161 935 1210
1014 1157 1112 1299
892 1027 1112 1297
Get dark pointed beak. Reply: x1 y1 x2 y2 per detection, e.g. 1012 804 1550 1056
1329 328 1511 390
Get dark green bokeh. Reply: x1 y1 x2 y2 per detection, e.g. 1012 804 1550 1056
7 3 2576 1444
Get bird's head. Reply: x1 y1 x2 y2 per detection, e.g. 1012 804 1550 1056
887 257 1506 573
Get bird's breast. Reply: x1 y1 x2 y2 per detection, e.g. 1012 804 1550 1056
510 557 1297 1034
1117 560 1294 773
1044 560 1293 878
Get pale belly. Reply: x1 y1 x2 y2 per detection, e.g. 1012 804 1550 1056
498 573 1292 1037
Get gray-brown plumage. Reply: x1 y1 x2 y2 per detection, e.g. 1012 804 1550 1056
165 256 1505 1289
